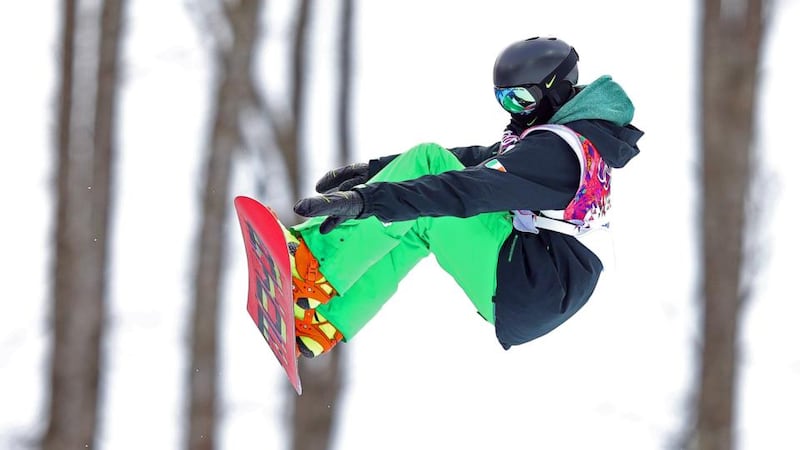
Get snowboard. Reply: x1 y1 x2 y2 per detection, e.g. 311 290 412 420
234 196 302 395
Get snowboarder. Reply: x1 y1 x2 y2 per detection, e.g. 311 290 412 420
285 36 643 358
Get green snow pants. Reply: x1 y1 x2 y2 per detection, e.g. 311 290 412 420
292 143 514 340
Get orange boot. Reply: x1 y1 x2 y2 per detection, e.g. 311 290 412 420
289 237 336 309
295 306 343 358
285 231 343 358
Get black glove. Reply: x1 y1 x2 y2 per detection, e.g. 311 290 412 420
293 190 366 234
315 162 370 193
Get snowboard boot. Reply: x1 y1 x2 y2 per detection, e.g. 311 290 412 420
282 225 343 358
284 229 336 309
295 305 343 358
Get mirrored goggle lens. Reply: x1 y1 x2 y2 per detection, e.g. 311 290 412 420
494 86 538 114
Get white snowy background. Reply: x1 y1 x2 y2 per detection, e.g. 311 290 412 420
2 1 800 449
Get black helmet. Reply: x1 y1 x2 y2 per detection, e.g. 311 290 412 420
493 37 579 124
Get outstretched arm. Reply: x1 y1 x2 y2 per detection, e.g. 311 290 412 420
315 142 502 194
295 133 579 233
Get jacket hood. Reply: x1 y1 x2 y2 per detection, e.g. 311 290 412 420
551 76 642 168
551 75 634 126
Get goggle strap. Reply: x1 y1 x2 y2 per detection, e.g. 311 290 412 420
541 47 579 105
542 48 579 92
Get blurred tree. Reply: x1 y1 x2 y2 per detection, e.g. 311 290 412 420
290 1 355 449
187 0 355 447
186 1 263 449
692 1 766 449
43 0 126 448
335 0 355 166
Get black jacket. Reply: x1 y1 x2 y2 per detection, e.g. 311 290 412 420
356 78 643 348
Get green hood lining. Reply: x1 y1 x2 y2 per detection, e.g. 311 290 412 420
551 75 634 127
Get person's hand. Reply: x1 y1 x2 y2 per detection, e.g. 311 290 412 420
293 190 366 234
315 162 370 193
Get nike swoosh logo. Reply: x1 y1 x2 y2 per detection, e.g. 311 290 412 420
545 74 557 89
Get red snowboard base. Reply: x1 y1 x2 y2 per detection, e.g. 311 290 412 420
234 196 301 395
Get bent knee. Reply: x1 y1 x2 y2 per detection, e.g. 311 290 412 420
402 142 463 172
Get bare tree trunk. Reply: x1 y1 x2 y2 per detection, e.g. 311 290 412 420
186 1 262 449
44 0 125 448
283 0 312 200
694 1 765 449
202 0 350 447
292 355 344 450
291 1 353 449
335 0 354 165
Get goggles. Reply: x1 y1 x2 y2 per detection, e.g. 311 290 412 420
494 85 543 115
